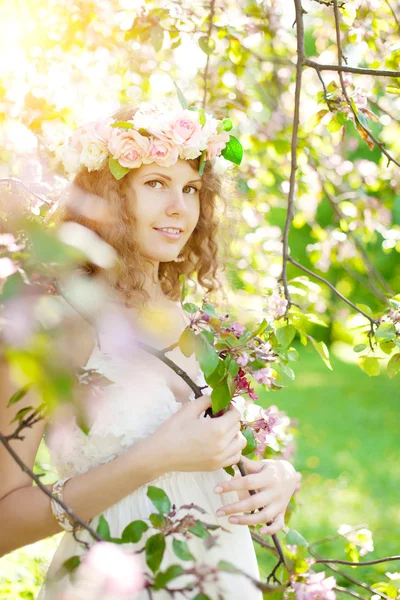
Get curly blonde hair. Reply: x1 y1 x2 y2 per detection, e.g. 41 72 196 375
55 105 232 310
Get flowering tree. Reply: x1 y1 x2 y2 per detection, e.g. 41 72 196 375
0 0 400 598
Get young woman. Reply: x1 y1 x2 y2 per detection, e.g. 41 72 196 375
0 102 299 599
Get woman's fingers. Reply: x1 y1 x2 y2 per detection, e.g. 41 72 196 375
215 490 275 518
214 468 271 494
221 503 281 526
259 512 286 535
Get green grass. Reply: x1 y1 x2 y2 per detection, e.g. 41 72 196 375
1 344 399 598
256 343 400 592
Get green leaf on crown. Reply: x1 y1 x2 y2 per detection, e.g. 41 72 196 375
220 118 233 132
173 80 189 109
199 149 206 175
111 121 134 129
221 135 243 165
109 157 130 180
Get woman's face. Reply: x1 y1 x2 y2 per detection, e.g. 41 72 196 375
127 159 202 265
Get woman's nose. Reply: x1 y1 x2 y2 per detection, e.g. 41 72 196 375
166 188 186 214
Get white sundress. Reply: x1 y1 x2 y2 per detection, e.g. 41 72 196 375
36 317 263 600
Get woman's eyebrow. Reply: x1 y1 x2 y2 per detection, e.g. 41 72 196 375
141 173 202 184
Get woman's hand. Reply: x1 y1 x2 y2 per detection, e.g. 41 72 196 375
149 395 247 475
213 455 300 535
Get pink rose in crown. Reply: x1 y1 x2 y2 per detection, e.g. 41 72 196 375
144 138 179 167
206 131 230 160
108 129 150 169
168 110 203 148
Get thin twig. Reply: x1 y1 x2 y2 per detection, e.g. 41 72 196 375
0 429 100 545
281 0 306 312
334 585 367 600
202 0 217 110
305 59 400 78
315 555 400 567
287 256 379 327
332 0 400 168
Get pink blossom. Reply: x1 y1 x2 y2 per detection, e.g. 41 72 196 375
292 572 336 600
0 257 17 279
206 131 230 160
108 129 150 169
143 138 179 167
237 352 250 367
252 367 276 387
267 288 288 319
231 322 246 337
62 542 145 600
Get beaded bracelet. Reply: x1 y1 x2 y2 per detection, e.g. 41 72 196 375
51 476 84 533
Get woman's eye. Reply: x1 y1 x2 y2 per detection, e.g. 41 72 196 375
183 185 199 194
146 180 164 189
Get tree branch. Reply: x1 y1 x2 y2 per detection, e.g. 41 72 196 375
281 0 306 312
287 256 379 327
305 59 400 78
202 0 217 110
332 0 400 168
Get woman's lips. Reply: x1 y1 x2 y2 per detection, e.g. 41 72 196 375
154 228 183 240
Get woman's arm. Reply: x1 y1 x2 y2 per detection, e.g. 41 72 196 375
0 433 164 558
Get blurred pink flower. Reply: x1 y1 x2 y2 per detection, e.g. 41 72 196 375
237 352 250 367
252 367 276 387
206 131 230 160
292 572 336 600
0 257 17 278
231 322 246 336
58 542 145 600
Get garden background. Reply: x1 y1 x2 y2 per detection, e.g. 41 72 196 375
0 0 399 598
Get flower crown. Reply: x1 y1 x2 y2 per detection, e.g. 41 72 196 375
61 98 243 181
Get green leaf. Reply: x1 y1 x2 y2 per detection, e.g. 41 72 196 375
358 356 380 377
179 274 186 302
276 325 296 348
211 377 232 413
387 353 400 379
7 384 33 408
151 24 164 52
96 514 111 541
206 360 226 387
199 149 206 176
202 303 218 316
198 36 216 55
147 486 172 515
242 426 257 455
227 359 239 377
310 338 332 370
172 538 194 561
173 81 189 109
353 344 367 353
220 118 233 132
188 520 210 539
276 362 295 380
0 271 24 301
194 595 211 600
217 560 240 573
380 341 395 355
121 520 148 543
60 555 81 573
195 333 219 377
150 513 167 529
111 121 134 129
375 322 396 341
223 465 235 476
183 302 198 314
286 528 308 547
146 533 166 573
108 156 130 181
154 565 184 590
179 328 196 358
10 406 34 424
221 135 243 165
